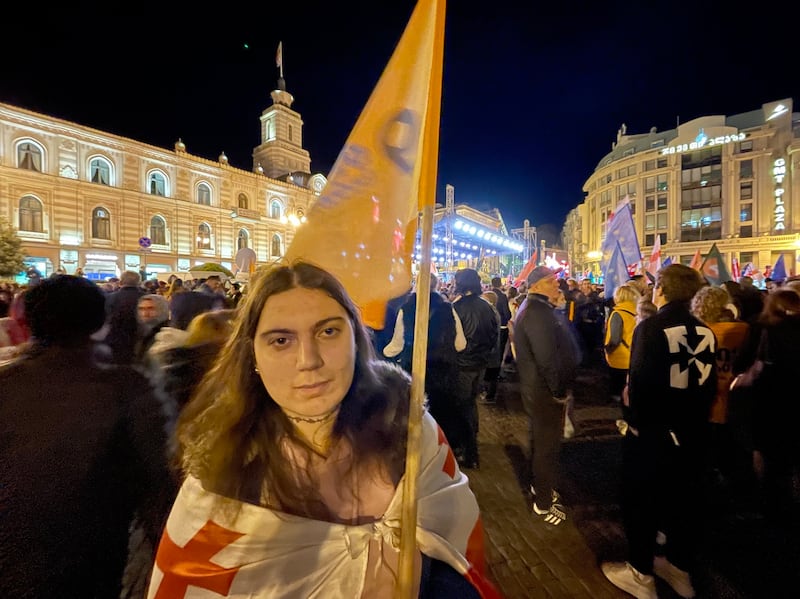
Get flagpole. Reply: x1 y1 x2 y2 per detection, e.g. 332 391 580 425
397 1 445 596
397 205 433 598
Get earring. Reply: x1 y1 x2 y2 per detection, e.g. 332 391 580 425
254 366 260 373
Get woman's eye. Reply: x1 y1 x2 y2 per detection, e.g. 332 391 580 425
269 336 289 347
321 327 339 337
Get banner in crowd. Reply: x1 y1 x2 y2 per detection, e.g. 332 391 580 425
284 0 444 330
699 243 733 285
601 197 641 274
771 253 787 282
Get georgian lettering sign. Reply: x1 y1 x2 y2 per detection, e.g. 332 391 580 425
660 129 746 156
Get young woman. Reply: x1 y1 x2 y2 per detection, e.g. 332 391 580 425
147 261 498 598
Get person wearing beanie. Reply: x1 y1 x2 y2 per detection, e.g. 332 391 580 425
450 268 499 469
0 275 176 598
512 266 579 526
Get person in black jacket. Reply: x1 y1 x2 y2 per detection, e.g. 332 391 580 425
0 275 175 599
451 268 498 469
513 266 578 527
382 273 466 449
602 264 716 599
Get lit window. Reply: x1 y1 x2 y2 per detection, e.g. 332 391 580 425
19 195 43 232
148 171 167 196
237 229 249 250
17 141 43 172
238 193 249 209
150 216 166 245
270 199 282 220
271 234 282 257
89 157 112 185
197 183 212 205
92 207 111 239
196 223 212 250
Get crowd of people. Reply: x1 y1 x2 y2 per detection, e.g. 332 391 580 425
1 259 798 598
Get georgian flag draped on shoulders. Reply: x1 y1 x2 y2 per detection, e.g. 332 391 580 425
146 412 499 598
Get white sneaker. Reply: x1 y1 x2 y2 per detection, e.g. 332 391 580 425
601 561 657 599
532 501 567 526
653 556 695 598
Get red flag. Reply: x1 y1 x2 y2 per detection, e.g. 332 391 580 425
513 249 538 287
689 249 702 271
646 235 661 278
731 256 740 280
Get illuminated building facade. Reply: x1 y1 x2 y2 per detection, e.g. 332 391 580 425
1 86 526 284
0 79 327 281
566 98 800 281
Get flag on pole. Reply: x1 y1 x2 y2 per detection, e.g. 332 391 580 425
662 256 673 267
284 0 444 330
741 262 754 278
689 249 703 271
512 249 538 287
699 242 733 285
604 241 630 301
731 256 740 281
646 234 661 278
600 199 641 273
275 41 283 68
771 253 787 282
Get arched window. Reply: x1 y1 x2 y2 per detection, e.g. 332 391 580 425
237 228 249 251
92 207 111 239
89 156 112 185
196 223 212 250
238 193 249 209
197 182 212 206
18 195 43 232
269 199 283 220
148 170 168 196
271 234 282 257
150 215 166 245
17 140 43 172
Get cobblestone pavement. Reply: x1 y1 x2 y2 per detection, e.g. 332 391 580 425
465 359 800 599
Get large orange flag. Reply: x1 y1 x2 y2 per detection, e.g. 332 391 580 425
285 0 445 329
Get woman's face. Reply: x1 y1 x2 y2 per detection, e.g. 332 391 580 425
253 287 356 418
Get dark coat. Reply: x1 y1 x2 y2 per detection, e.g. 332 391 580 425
0 345 175 599
627 301 717 446
169 291 223 330
398 291 460 412
103 285 145 363
453 293 498 371
514 293 578 401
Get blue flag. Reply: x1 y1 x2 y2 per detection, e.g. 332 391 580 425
662 256 673 267
604 241 630 301
771 253 787 282
601 200 642 273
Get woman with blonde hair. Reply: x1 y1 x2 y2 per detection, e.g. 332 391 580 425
146 261 496 598
603 284 640 403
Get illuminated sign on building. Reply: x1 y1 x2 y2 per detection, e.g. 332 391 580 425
660 129 746 156
773 157 786 231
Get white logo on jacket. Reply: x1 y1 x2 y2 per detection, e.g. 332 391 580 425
663 325 715 388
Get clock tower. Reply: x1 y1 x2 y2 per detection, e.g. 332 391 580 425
252 76 311 180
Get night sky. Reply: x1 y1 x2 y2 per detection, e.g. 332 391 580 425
2 1 798 235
